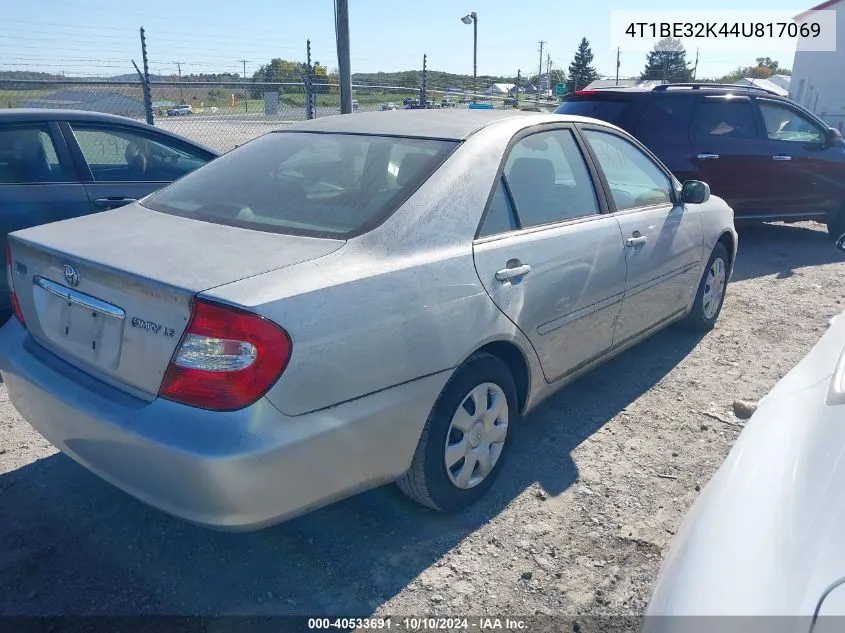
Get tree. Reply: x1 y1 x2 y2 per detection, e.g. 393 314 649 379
252 58 300 83
756 57 779 72
568 38 599 91
528 68 566 89
641 37 693 82
712 58 790 83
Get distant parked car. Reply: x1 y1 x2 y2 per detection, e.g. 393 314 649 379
166 104 193 116
441 97 457 108
381 102 398 111
0 109 218 319
645 241 845 622
555 82 845 237
1 110 735 530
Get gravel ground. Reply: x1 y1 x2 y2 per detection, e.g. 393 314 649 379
1 221 844 621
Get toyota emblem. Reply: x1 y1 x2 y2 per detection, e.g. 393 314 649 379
62 264 80 287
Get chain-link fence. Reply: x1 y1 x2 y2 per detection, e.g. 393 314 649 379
1 79 562 153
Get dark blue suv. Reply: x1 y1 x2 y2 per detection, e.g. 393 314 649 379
0 109 218 319
556 83 845 237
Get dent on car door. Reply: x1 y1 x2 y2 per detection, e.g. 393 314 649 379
755 97 844 218
63 122 212 211
0 122 89 310
579 127 703 344
472 127 627 383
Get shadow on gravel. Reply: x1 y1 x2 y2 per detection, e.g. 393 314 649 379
0 328 704 617
731 222 845 282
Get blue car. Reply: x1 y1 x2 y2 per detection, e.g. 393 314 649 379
0 109 218 319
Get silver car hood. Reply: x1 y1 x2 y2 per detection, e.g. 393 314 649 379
645 309 845 621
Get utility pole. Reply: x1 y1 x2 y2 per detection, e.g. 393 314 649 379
616 47 620 85
421 53 427 106
537 40 545 106
305 39 315 119
137 27 153 125
692 48 699 81
516 68 521 107
336 0 353 114
175 61 183 100
240 59 249 112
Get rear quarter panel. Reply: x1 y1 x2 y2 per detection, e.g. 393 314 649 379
203 119 546 416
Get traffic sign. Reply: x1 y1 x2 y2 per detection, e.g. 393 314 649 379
555 83 566 96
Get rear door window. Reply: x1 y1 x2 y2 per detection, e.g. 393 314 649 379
502 128 600 227
691 98 758 139
141 132 458 238
0 125 70 184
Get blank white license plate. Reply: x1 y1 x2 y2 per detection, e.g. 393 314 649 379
33 278 126 370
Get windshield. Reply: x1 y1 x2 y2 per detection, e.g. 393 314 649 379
141 131 458 238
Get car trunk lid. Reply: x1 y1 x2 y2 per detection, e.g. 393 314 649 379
8 204 344 400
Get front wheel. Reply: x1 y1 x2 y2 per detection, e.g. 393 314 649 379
684 242 729 331
397 353 517 512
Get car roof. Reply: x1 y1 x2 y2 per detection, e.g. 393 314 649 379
0 108 219 155
278 109 545 141
0 108 157 125
567 83 785 98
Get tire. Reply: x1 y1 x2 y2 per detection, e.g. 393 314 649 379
825 209 845 240
684 242 730 331
397 352 518 512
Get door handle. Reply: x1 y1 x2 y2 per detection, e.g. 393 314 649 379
772 154 792 161
495 264 531 281
93 197 137 208
626 235 649 247
696 153 719 160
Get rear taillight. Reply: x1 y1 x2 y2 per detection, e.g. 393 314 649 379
159 298 292 411
575 90 598 95
5 245 25 326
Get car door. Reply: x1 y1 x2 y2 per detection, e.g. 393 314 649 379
60 121 214 212
579 126 704 344
754 97 844 218
472 126 628 383
0 121 90 314
688 95 773 218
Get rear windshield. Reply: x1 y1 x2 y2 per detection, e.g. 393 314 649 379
141 131 459 238
554 98 634 126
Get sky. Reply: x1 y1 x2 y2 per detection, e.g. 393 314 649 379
1 0 817 81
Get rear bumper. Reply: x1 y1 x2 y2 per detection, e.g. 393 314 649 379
0 321 448 530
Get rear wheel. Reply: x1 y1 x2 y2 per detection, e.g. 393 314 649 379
397 353 517 512
825 208 845 240
684 242 729 331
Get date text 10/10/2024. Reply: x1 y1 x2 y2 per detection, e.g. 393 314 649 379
308 617 529 630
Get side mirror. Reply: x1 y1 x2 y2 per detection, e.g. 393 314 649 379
827 127 843 146
836 233 845 252
680 180 710 205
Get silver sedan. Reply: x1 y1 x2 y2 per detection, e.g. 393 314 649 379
0 110 737 530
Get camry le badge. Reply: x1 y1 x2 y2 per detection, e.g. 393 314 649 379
62 264 80 287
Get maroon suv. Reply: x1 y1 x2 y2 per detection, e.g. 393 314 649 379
555 83 845 237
